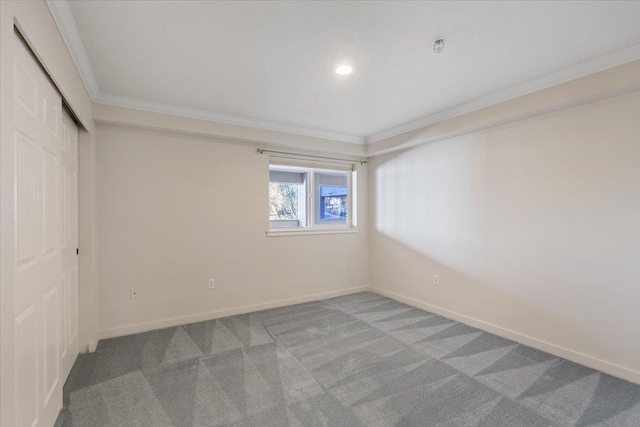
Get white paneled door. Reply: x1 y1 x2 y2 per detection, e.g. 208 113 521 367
9 32 79 427
61 108 79 382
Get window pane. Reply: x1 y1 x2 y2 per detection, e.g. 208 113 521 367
319 186 347 220
269 182 301 220
269 166 307 228
315 170 348 224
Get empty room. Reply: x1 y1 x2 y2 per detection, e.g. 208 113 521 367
1 1 640 426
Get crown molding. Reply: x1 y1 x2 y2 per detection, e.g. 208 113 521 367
94 93 365 145
45 0 365 145
366 62 640 157
366 43 640 144
46 0 99 100
47 0 640 147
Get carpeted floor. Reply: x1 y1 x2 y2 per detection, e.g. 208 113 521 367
55 292 640 427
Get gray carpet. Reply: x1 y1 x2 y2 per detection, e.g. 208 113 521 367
55 292 640 427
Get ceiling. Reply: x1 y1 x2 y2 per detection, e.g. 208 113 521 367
54 1 640 144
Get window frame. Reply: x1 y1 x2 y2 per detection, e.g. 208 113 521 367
267 160 359 237
268 167 309 229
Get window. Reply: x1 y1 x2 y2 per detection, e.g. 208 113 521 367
268 161 357 234
269 166 308 228
315 170 348 224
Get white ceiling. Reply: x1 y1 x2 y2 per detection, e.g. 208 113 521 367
57 1 640 143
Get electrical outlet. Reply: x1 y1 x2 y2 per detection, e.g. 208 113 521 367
346 264 352 273
208 278 215 290
130 288 139 300
433 275 440 286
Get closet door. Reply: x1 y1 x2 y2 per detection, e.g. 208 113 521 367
61 109 79 381
12 32 64 427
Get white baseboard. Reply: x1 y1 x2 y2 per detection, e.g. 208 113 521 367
369 286 640 385
97 286 368 341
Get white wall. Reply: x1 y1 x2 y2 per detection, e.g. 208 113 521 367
368 91 640 382
96 125 369 337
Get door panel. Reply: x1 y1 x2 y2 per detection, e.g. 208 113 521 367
42 92 59 138
15 303 39 427
43 286 59 407
14 131 37 267
70 266 78 345
42 148 58 255
14 56 37 117
11 32 77 427
61 108 79 382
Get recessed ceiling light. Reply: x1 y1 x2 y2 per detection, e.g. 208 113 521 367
335 64 354 76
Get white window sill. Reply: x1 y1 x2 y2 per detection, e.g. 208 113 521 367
266 228 360 237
